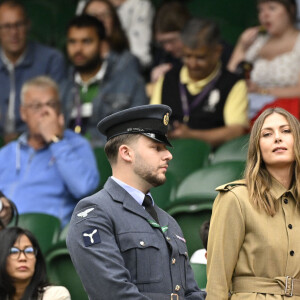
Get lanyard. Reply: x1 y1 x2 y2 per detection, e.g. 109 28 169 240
179 70 221 123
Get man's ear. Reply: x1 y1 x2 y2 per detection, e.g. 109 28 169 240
20 106 27 122
119 144 134 163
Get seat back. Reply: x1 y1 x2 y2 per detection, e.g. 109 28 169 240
150 172 177 210
46 247 89 300
210 134 249 164
93 147 112 189
169 161 245 254
191 262 207 290
17 213 61 254
168 139 211 184
175 161 246 205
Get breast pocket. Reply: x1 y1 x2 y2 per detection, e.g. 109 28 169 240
118 232 163 284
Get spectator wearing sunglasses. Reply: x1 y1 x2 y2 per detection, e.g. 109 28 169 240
0 227 70 300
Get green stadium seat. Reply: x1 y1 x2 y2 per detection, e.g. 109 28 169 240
46 246 88 300
150 172 177 210
190 262 207 290
93 147 112 189
17 213 61 255
58 223 69 242
168 161 245 254
168 139 211 184
209 134 250 165
174 161 246 205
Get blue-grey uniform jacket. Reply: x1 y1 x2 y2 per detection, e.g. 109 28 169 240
67 178 205 300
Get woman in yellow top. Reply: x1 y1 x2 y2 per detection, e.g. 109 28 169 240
206 107 300 299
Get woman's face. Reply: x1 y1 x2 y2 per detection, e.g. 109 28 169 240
6 234 36 284
259 113 295 171
258 1 293 35
85 1 113 36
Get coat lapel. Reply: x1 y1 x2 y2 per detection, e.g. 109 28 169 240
104 178 150 220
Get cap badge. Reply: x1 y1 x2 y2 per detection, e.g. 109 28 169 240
163 113 169 126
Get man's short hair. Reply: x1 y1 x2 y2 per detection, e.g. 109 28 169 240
67 14 106 41
0 0 28 20
154 1 190 34
181 18 221 49
20 76 60 105
200 219 210 250
104 134 140 165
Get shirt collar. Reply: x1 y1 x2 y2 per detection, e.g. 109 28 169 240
74 60 107 89
111 176 153 206
270 175 295 200
0 47 27 70
180 62 221 95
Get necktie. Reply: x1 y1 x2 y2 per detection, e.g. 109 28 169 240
143 195 159 224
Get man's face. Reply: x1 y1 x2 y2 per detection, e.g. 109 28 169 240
183 44 222 81
20 86 60 137
155 31 184 58
131 136 173 189
67 26 102 73
0 4 28 59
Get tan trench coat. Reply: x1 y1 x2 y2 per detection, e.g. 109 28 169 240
206 178 300 299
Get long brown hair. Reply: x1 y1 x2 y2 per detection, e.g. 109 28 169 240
245 107 300 216
83 0 129 52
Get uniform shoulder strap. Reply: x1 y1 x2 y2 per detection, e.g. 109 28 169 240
216 179 246 192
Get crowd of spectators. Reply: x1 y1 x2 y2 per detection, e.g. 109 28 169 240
0 0 300 297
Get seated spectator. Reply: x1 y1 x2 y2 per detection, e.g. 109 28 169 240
150 2 232 95
0 76 99 227
0 191 18 229
77 0 154 69
190 219 210 264
151 1 190 84
82 0 130 57
0 227 71 299
61 15 148 146
227 0 300 119
0 0 66 144
151 18 249 147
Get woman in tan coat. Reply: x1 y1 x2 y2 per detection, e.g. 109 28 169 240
206 107 300 299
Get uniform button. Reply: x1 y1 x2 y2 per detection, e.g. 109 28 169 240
166 236 171 241
290 250 295 256
284 199 289 204
140 241 145 246
288 224 293 229
172 258 176 264
175 285 181 291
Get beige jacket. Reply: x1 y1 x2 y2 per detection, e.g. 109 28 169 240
206 178 300 299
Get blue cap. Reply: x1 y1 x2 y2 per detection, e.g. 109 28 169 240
97 105 172 146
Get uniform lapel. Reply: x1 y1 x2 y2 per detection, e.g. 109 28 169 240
104 178 150 220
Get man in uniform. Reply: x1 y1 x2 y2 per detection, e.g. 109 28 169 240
67 105 206 299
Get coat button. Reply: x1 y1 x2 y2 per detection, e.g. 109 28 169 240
175 285 180 291
288 224 293 229
172 258 176 264
290 250 295 256
166 236 171 241
284 199 288 204
140 241 145 246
